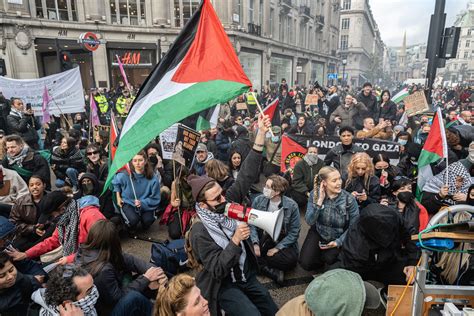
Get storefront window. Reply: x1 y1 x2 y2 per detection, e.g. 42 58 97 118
110 48 156 88
239 50 262 92
39 0 77 21
270 55 292 85
110 0 145 25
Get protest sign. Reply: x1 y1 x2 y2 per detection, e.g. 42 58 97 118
284 134 400 165
0 68 85 116
175 124 201 167
159 124 179 160
304 94 319 105
93 125 110 141
403 91 429 116
236 102 248 111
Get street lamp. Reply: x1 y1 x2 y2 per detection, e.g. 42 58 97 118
342 59 347 86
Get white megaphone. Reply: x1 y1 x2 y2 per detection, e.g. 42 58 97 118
223 203 284 241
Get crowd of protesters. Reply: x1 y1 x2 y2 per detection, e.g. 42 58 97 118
0 78 472 316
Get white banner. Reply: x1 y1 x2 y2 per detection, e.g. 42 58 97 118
0 68 85 116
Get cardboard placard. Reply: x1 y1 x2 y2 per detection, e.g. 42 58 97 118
93 125 110 141
403 91 429 116
236 102 248 111
304 94 319 105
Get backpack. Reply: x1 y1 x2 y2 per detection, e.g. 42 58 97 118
150 239 188 276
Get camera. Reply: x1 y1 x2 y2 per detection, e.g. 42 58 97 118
314 81 328 94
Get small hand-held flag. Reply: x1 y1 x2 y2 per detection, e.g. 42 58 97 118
89 93 101 127
104 0 252 189
116 54 131 92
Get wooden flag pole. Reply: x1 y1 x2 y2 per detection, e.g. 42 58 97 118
251 92 274 137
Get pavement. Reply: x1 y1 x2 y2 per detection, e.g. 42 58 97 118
121 209 386 315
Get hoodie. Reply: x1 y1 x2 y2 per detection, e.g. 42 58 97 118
192 152 214 176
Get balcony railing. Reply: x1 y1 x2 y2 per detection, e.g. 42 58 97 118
315 15 325 25
281 0 292 13
299 5 311 21
247 23 261 36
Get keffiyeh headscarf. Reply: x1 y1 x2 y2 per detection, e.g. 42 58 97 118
196 203 247 283
40 285 99 316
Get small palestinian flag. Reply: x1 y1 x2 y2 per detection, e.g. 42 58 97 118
105 0 251 187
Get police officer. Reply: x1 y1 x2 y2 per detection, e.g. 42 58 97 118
115 89 135 124
92 88 110 125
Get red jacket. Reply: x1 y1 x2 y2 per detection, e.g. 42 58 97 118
26 205 105 263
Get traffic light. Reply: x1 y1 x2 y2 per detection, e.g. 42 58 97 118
440 27 461 59
60 51 73 71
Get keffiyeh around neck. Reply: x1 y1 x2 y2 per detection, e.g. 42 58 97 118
196 203 247 283
7 146 29 167
40 285 99 316
57 200 80 257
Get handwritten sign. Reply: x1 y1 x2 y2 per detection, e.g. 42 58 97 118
305 94 319 105
403 91 429 116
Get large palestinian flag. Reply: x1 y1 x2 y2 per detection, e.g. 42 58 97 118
105 0 251 187
416 107 448 200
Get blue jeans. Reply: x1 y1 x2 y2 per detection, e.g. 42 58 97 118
110 291 152 316
55 168 79 189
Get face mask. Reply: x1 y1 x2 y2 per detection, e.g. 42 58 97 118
82 182 95 195
306 153 319 164
207 201 227 214
263 187 273 199
397 191 413 204
244 120 250 127
469 150 474 162
265 131 272 139
398 139 408 146
271 136 280 143
149 155 158 164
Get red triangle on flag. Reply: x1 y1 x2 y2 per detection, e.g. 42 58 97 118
281 135 307 173
422 109 447 158
172 0 251 86
263 98 279 122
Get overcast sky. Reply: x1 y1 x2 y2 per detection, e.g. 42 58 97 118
370 0 471 47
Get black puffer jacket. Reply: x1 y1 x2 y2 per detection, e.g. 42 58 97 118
2 149 51 189
0 272 40 316
6 111 40 146
374 100 397 122
336 204 419 272
344 175 381 207
324 143 364 179
51 147 84 180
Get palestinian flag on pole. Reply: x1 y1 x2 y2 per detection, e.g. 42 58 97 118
416 107 448 200
105 0 251 188
262 98 280 126
391 88 409 104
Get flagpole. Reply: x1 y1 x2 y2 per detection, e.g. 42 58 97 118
127 162 139 207
252 92 274 137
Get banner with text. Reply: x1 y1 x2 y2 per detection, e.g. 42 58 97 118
0 68 85 116
403 91 429 116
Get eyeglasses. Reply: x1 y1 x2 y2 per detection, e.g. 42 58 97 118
206 192 223 203
87 151 99 156
394 176 411 181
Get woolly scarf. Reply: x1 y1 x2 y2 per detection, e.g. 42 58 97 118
57 200 80 257
196 204 247 283
39 285 99 316
7 146 29 167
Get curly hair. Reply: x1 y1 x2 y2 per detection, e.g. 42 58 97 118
346 152 375 193
154 274 196 316
44 264 89 306
446 129 460 147
205 159 230 182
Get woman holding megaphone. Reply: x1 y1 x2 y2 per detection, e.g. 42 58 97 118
186 113 278 316
299 166 359 272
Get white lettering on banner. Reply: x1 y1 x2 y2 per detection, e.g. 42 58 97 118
0 68 85 116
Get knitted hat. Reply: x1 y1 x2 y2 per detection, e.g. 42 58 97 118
187 174 215 201
304 269 380 315
236 125 248 137
0 216 15 239
41 190 69 215
196 143 208 153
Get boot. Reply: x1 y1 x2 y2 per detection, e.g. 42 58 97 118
261 266 285 286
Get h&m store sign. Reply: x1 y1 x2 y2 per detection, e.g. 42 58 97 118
111 49 153 67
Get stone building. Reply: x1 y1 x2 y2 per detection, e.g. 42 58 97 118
0 0 341 91
337 0 384 88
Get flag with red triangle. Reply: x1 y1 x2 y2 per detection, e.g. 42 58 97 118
105 0 251 188
416 107 448 200
262 98 280 126
281 135 307 174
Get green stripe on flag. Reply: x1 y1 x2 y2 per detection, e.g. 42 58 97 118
105 79 248 189
416 149 443 201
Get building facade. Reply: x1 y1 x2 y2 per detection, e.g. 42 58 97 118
0 0 341 91
337 0 384 88
438 2 474 85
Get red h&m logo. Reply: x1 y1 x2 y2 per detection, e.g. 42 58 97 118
120 52 141 65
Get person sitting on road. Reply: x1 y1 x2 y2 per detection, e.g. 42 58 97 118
250 175 300 285
51 137 84 193
154 274 210 316
344 153 381 208
299 167 359 272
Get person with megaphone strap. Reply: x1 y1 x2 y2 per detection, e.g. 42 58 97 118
186 113 278 316
250 174 300 286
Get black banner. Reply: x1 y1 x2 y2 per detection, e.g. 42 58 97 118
289 134 400 160
174 124 201 168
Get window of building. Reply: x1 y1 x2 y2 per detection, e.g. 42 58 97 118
248 0 254 24
174 0 200 27
464 51 469 59
466 40 470 48
341 18 350 30
38 0 77 21
286 16 291 44
259 0 263 26
279 14 284 42
342 0 351 10
340 35 348 50
269 8 274 37
110 0 145 25
468 28 472 36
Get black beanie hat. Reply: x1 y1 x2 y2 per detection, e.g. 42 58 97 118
187 175 215 201
41 190 69 215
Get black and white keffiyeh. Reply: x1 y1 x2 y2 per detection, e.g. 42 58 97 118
7 146 29 167
57 200 80 257
196 204 247 283
39 285 99 316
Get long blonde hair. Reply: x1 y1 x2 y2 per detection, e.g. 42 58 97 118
313 166 339 204
154 274 196 316
345 152 375 192
435 211 472 284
